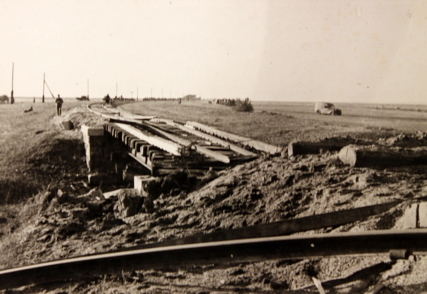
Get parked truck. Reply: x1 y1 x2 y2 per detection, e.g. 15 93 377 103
314 102 342 115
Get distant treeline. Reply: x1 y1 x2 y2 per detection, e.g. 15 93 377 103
215 98 254 112
215 98 238 106
143 97 181 101
143 94 201 102
371 105 427 113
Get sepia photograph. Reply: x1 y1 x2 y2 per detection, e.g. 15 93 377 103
1 0 427 293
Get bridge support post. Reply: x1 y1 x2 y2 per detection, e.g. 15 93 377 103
81 125 105 171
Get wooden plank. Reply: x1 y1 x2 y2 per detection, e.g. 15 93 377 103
114 123 182 156
128 151 152 171
129 138 139 149
133 140 150 151
140 122 231 164
140 145 150 157
142 200 402 247
186 121 281 155
151 119 257 157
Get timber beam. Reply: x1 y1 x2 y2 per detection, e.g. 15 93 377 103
151 118 257 157
186 121 281 155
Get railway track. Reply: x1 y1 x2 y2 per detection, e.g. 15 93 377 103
1 228 426 290
87 102 270 175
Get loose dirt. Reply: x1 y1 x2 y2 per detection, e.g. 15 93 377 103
1 104 427 293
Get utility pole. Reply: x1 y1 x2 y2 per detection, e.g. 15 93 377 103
42 73 45 103
10 63 14 104
130 91 133 99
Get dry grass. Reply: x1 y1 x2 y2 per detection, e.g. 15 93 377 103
121 100 427 145
0 101 86 204
0 100 90 271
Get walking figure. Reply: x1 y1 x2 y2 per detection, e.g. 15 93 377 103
103 94 111 105
55 94 63 116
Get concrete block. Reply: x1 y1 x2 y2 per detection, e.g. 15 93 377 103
418 202 427 227
88 173 117 186
81 125 105 171
134 175 156 194
81 125 104 136
61 120 74 130
402 203 418 229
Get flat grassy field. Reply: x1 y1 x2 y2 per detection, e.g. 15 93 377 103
121 100 427 146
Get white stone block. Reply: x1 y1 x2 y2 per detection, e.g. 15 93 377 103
134 175 156 194
418 202 427 228
402 203 418 229
81 125 104 137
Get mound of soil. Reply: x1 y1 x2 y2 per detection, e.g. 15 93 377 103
51 105 106 129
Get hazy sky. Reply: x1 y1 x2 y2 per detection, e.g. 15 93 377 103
1 0 427 104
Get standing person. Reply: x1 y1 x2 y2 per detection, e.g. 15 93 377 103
55 94 63 116
103 94 111 105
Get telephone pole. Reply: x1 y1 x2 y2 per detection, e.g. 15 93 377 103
42 73 45 103
10 63 14 104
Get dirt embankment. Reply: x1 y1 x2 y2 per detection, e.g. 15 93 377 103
1 106 427 293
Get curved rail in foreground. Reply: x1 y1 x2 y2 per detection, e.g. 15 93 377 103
1 229 427 290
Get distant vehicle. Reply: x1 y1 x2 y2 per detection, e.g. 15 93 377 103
0 95 9 104
76 96 90 101
314 102 342 115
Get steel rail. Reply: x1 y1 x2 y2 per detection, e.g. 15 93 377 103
135 121 231 164
88 103 152 122
1 229 427 290
151 118 258 157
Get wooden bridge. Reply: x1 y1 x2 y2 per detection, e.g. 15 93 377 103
87 103 281 176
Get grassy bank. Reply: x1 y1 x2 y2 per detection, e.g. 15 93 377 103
0 101 86 204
